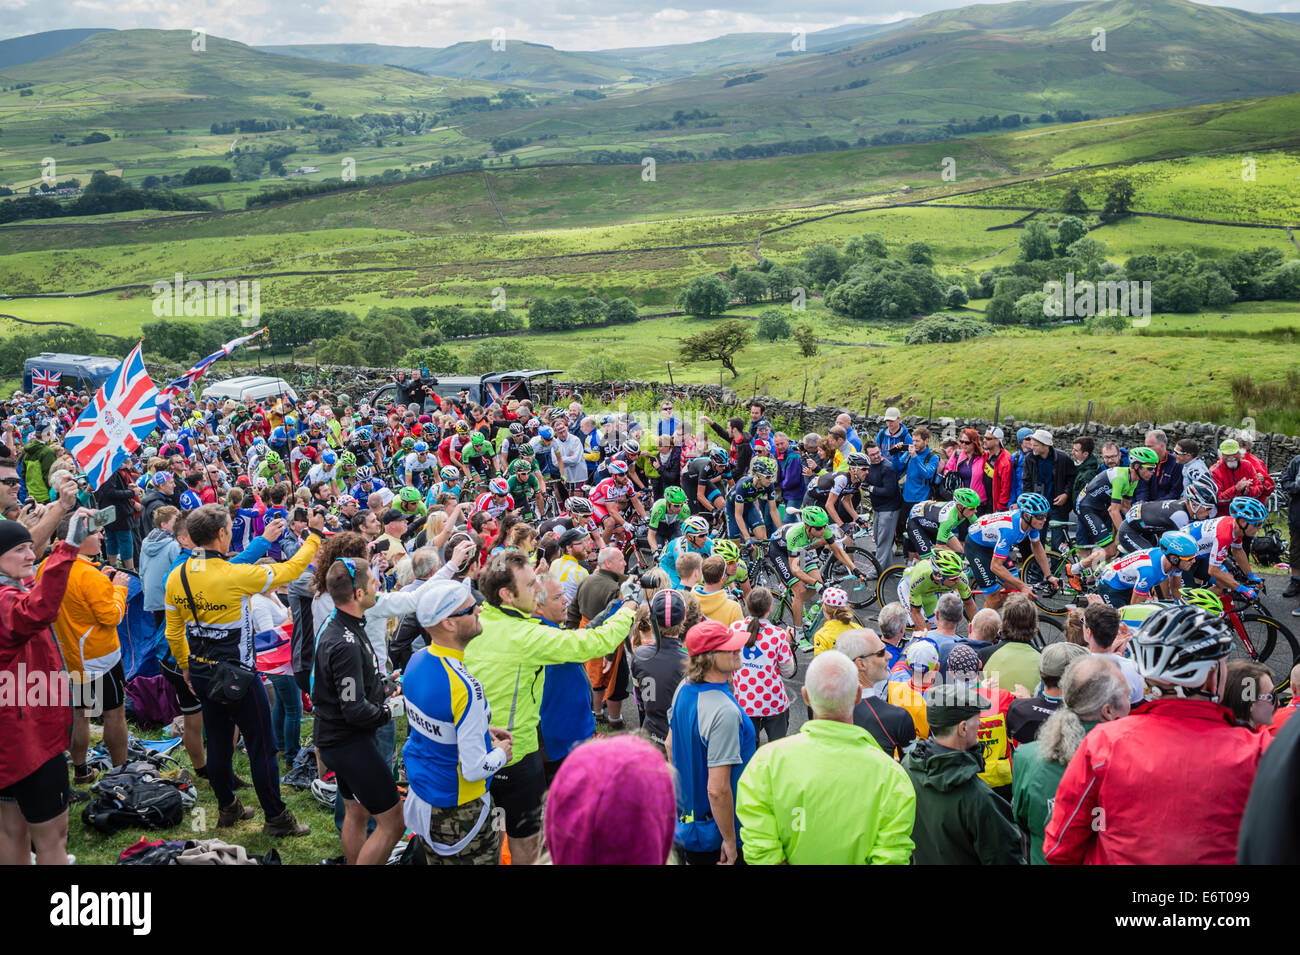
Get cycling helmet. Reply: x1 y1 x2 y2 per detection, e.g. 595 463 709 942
953 488 981 510
664 486 687 505
708 447 729 466
517 442 536 456
1158 530 1197 559
931 549 967 578
295 433 310 446
608 459 629 475
284 415 297 429
396 437 412 452
1016 492 1050 516
822 586 849 609
650 589 689 629
800 505 830 528
1219 438 1240 457
526 417 541 431
510 458 533 474
398 487 421 505
1184 475 1217 508
439 466 461 483
412 441 428 454
470 433 487 446
252 437 267 450
1228 496 1267 522
1129 446 1160 468
455 421 471 435
1131 605 1232 690
321 450 337 466
340 451 356 466
356 465 374 480
845 451 870 469
311 778 338 810
712 539 740 562
1180 588 1224 615
621 439 640 456
489 477 509 495
566 496 593 516
265 450 281 464
164 430 178 443
538 427 554 440
750 457 777 479
682 515 710 535
508 422 525 436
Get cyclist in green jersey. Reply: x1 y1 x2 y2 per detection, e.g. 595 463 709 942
647 486 688 552
768 506 861 646
505 458 545 518
905 488 981 559
898 549 977 631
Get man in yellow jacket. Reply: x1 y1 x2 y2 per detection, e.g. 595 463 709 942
36 519 131 783
164 504 325 836
465 549 638 866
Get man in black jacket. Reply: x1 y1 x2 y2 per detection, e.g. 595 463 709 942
140 472 181 535
311 556 402 865
863 442 900 573
1281 452 1300 599
839 628 916 759
95 463 142 571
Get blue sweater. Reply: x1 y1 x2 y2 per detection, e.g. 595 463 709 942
900 447 941 502
535 617 597 762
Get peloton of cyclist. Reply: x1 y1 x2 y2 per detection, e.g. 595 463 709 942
767 505 862 651
963 492 1059 611
905 487 981 559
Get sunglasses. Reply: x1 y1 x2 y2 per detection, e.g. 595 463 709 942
0 477 20 487
447 602 480 619
959 439 972 446
855 649 889 662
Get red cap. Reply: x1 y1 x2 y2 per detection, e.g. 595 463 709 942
684 620 747 656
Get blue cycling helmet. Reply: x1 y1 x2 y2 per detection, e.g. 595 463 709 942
322 450 337 466
1159 531 1198 559
413 441 428 453
1228 496 1267 523
538 427 554 440
1016 492 1050 516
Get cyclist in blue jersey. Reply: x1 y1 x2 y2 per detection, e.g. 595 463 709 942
726 457 781 542
1095 531 1196 608
964 492 1058 609
660 515 713 588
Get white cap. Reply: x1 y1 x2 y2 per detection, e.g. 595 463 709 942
1032 429 1054 447
985 426 1005 442
884 407 901 421
416 578 477 628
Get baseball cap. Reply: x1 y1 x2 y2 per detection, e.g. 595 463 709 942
1031 429 1054 447
650 589 689 628
559 527 590 549
925 682 991 727
984 426 1005 442
1039 642 1089 682
905 639 940 672
416 578 480 628
381 508 408 524
684 620 748 656
884 407 901 421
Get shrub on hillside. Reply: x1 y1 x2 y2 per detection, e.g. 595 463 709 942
756 309 792 342
903 314 990 345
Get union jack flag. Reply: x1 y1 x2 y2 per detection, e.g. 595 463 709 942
64 343 159 491
164 328 265 394
31 368 61 395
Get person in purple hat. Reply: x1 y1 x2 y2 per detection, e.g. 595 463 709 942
545 735 675 866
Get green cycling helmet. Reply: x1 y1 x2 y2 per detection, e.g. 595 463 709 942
1129 446 1160 468
510 457 533 473
340 451 356 466
1180 588 1224 615
264 450 281 464
713 539 740 562
401 436 415 451
750 457 777 479
800 505 830 529
398 487 422 504
952 488 980 510
931 549 967 578
664 486 687 506
471 432 487 446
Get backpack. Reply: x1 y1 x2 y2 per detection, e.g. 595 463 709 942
83 765 192 834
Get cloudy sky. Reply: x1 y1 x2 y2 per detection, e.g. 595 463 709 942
3 0 1297 50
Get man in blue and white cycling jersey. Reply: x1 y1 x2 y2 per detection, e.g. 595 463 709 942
963 492 1058 610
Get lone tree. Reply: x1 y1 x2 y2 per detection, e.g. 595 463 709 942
1060 185 1088 216
679 319 752 377
677 275 731 318
756 308 792 341
1100 178 1136 223
794 324 819 357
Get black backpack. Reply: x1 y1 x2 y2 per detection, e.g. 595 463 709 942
82 764 191 834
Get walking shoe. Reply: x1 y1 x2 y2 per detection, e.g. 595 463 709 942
1284 579 1300 599
1292 606 1300 617
72 767 99 786
263 809 311 837
218 799 255 827
797 635 814 653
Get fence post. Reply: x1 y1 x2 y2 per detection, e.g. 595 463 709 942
994 395 1001 425
800 372 809 432
667 361 675 387
1084 400 1093 434
865 386 876 419
927 397 933 429
753 372 759 399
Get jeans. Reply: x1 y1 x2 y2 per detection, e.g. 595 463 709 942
267 673 302 767
750 710 789 744
333 718 398 835
190 668 285 818
873 508 901 570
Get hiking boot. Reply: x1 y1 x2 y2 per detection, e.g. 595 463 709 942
263 810 310 838
218 799 255 827
1284 579 1300 599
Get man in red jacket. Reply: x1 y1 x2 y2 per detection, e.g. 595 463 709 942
980 428 1013 512
0 516 90 865
1044 605 1270 865
1210 437 1271 517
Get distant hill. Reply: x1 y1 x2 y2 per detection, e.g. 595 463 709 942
0 28 112 68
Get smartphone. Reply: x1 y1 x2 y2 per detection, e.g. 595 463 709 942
93 506 116 529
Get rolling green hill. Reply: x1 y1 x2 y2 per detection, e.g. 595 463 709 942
0 28 111 68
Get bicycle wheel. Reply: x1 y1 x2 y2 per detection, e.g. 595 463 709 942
1018 554 1073 616
844 538 882 606
1031 613 1065 651
1243 612 1300 685
771 587 798 628
876 564 907 609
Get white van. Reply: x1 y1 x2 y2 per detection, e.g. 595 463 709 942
202 376 298 404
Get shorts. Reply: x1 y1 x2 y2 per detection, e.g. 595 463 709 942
320 735 400 815
1076 506 1115 548
490 750 545 839
77 660 126 714
104 528 135 559
649 521 681 545
769 546 798 587
965 540 1016 595
160 657 203 715
726 500 774 539
0 752 70 824
1116 521 1157 555
905 515 938 556
688 487 722 513
1097 582 1134 609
